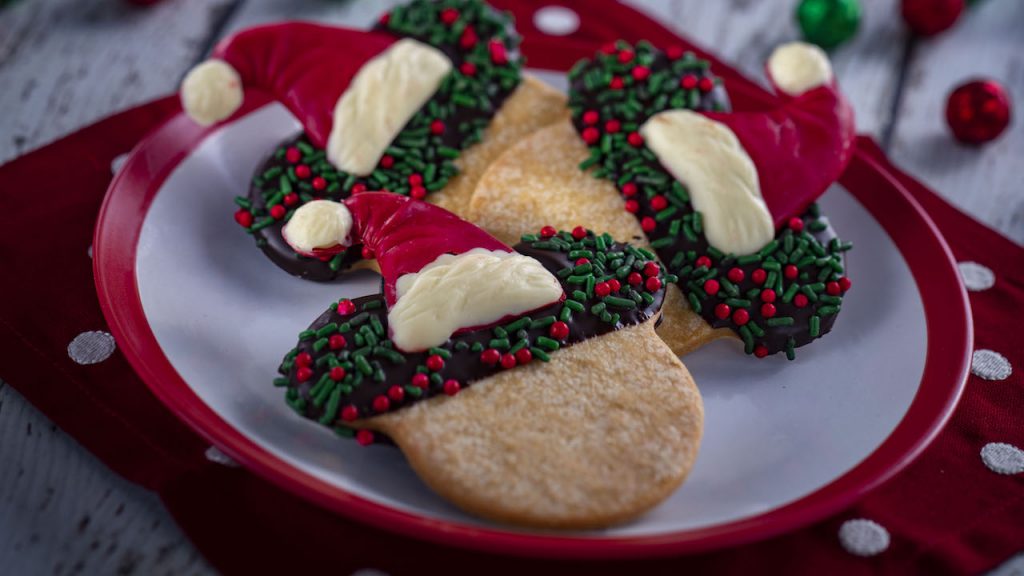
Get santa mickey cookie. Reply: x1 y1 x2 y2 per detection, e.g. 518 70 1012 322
274 192 703 529
179 0 568 281
470 40 856 359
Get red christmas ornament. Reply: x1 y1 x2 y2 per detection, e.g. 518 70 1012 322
901 0 964 36
946 79 1012 144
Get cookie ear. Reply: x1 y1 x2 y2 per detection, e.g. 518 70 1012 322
704 42 855 228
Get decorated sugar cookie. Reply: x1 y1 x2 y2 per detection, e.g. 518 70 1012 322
179 0 567 281
470 41 855 359
274 192 703 528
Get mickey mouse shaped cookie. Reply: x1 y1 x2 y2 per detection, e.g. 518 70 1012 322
178 0 567 281
274 192 703 528
470 41 855 359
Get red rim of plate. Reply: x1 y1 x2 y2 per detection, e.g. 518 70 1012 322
94 103 972 559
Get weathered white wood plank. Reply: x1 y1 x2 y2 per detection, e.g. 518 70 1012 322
0 0 236 164
888 0 1024 243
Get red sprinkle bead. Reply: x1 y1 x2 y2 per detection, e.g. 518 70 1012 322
412 373 429 389
826 281 841 296
329 334 346 350
604 119 621 133
372 395 390 413
784 265 799 280
788 217 804 232
430 120 445 135
540 225 557 238
839 277 852 292
336 299 356 315
500 353 517 369
575 257 590 266
752 268 767 285
582 110 599 125
761 288 777 303
698 77 714 92
640 217 656 233
609 76 624 90
549 321 569 340
727 267 745 283
312 176 327 191
643 261 661 277
696 255 712 269
295 164 311 179
572 225 587 240
355 429 374 446
703 279 720 295
283 193 299 207
515 348 533 365
459 61 477 76
608 279 621 292
645 276 662 292
330 366 346 381
408 173 423 186
285 147 301 163
595 282 611 297
379 155 394 169
761 302 777 318
680 75 698 90
295 352 312 367
650 195 670 211
378 11 390 25
270 204 286 220
481 348 501 365
582 127 600 144
624 199 640 213
600 42 617 55
794 293 809 308
341 405 359 422
488 40 508 65
351 183 367 194
361 246 375 259
628 272 644 287
426 355 445 371
732 308 750 326
666 45 684 60
440 7 459 24
621 182 638 196
443 379 461 396
296 367 314 383
617 49 634 63
410 186 427 200
459 26 477 48
234 209 253 228
387 385 404 402
714 303 731 319
627 132 644 147
754 344 769 358
631 66 650 81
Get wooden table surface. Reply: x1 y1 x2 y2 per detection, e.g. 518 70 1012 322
0 0 1020 573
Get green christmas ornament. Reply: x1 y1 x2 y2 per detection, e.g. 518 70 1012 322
796 0 862 50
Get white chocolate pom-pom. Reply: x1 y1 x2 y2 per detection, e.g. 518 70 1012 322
180 59 243 126
282 200 353 255
768 42 834 96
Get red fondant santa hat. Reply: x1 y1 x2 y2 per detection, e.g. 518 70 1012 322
639 41 854 256
283 193 563 351
178 23 452 176
708 41 856 228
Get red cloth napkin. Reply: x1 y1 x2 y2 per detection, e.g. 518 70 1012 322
2 2 1022 574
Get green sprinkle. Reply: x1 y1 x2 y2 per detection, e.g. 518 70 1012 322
488 338 510 349
536 337 560 351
